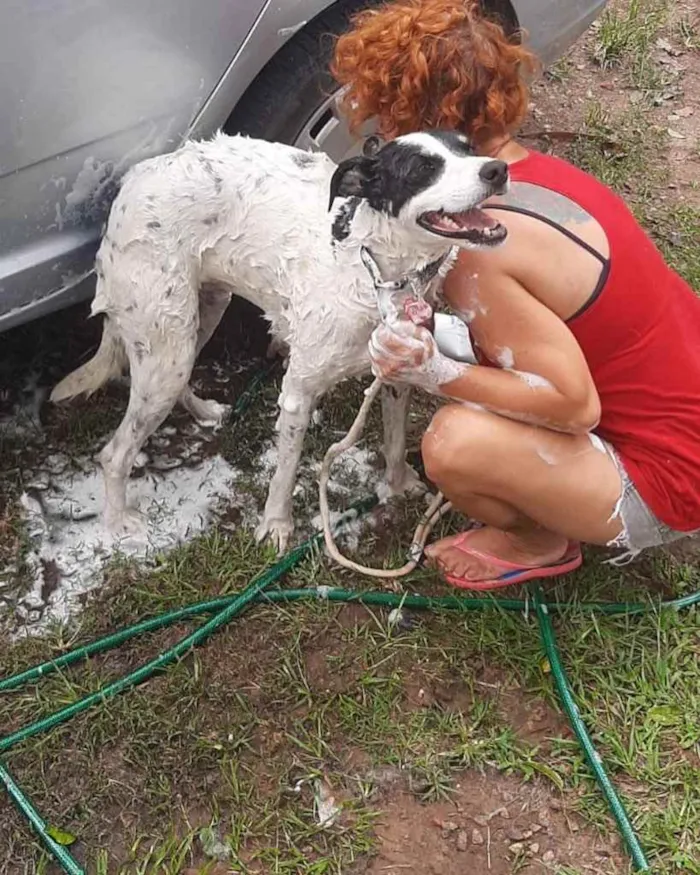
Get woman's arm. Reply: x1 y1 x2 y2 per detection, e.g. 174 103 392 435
369 259 601 435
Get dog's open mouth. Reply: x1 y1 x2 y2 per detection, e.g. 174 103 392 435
417 207 507 244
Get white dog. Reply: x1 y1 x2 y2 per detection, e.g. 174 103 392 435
51 130 509 552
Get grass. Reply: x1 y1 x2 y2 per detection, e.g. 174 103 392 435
567 101 668 198
593 0 670 89
2 534 699 873
2 1 700 872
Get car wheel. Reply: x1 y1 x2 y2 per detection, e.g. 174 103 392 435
228 1 519 163
225 0 381 163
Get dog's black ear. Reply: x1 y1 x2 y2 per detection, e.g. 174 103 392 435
362 135 382 158
328 156 377 210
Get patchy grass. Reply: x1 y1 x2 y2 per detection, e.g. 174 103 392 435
566 102 668 199
2 1 700 873
1 528 699 873
592 0 669 89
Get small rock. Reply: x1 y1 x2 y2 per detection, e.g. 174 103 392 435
530 823 543 833
529 842 540 855
507 827 526 841
509 842 524 855
537 808 551 827
440 820 459 833
457 831 468 852
499 807 510 819
471 829 485 845
543 850 556 863
472 814 489 827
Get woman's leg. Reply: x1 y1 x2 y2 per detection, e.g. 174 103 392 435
421 404 623 581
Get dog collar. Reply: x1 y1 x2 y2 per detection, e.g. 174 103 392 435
360 245 457 296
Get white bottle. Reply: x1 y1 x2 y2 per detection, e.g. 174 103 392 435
433 313 477 364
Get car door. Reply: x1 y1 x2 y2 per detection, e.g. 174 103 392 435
0 0 264 326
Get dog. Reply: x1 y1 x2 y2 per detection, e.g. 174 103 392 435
50 130 509 552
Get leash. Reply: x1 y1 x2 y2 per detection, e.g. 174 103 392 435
318 246 456 582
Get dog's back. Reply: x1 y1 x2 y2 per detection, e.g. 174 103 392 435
51 134 348 404
99 135 337 304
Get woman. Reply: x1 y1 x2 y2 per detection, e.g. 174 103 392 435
332 0 700 590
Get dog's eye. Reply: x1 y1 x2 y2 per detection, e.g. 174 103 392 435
411 157 439 179
415 158 435 173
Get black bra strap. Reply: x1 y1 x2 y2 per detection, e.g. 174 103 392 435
485 203 608 266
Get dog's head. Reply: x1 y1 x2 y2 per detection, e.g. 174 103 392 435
329 131 508 248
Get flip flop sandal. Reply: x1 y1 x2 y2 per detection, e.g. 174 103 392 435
435 531 583 592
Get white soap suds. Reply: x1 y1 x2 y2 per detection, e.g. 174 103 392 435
536 447 558 466
13 453 241 635
513 370 553 390
496 346 515 369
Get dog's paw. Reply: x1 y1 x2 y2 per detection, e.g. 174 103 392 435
104 508 148 543
255 514 294 554
377 464 426 502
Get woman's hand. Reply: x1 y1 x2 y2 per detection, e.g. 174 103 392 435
368 320 468 392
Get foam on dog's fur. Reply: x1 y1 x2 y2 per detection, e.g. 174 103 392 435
51 131 508 552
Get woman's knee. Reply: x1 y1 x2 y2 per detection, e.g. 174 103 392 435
421 404 498 485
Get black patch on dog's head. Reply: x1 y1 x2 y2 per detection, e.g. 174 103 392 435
328 131 479 218
328 156 377 210
426 130 476 156
368 141 445 217
331 196 361 242
362 135 382 157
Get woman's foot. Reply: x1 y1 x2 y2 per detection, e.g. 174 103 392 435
424 525 572 584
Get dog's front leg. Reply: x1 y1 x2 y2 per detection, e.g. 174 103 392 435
256 370 317 553
378 384 425 500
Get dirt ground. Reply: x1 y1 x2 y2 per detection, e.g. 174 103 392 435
1 1 700 873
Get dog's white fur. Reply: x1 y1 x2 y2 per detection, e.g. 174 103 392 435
51 131 504 552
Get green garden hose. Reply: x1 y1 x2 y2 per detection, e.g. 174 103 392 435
4 579 698 872
4 586 700 697
3 363 697 873
0 761 84 875
533 586 651 871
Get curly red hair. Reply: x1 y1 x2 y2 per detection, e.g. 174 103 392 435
331 0 538 146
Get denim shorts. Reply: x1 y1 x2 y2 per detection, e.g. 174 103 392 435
602 440 698 563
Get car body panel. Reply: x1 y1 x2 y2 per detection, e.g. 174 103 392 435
512 0 608 67
0 0 340 332
0 0 608 333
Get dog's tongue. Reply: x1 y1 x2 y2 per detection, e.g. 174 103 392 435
452 208 495 229
444 208 497 230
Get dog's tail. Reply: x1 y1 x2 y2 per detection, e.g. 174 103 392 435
50 318 126 403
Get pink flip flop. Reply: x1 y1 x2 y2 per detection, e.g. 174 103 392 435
434 531 583 591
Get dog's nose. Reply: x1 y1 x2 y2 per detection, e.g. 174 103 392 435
479 160 509 189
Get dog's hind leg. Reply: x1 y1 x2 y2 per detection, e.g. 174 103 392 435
99 313 198 540
178 285 232 427
256 363 320 553
378 385 425 500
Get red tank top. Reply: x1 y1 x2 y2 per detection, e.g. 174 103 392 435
491 150 700 531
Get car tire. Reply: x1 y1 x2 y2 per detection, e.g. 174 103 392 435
227 0 518 157
225 0 380 149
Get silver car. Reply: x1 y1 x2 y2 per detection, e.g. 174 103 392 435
0 0 607 333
